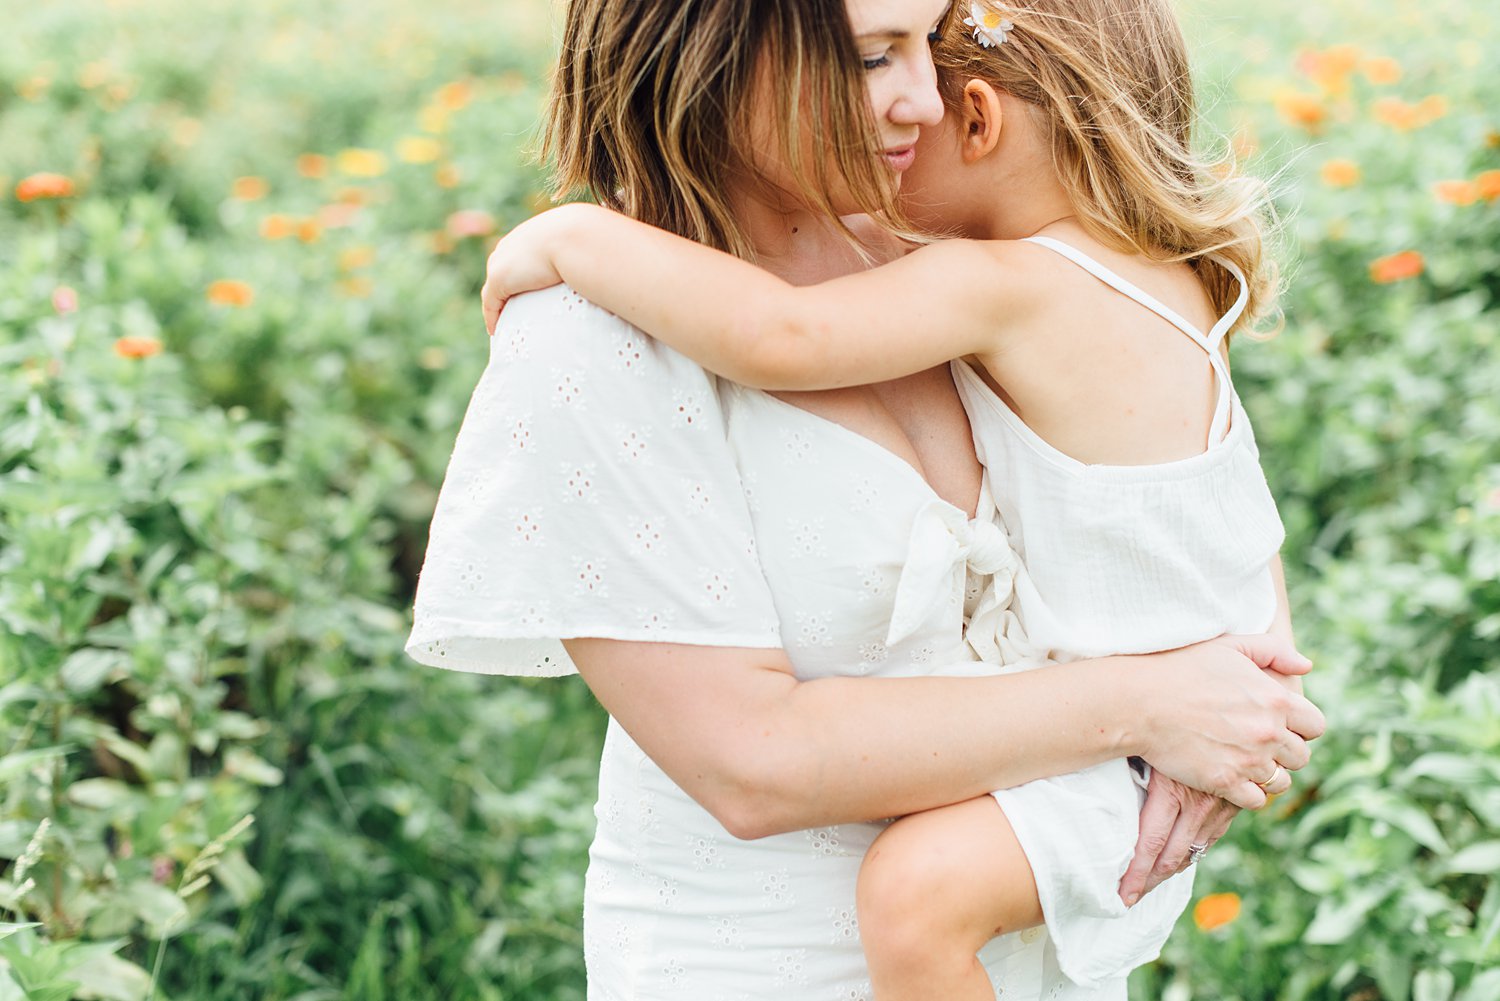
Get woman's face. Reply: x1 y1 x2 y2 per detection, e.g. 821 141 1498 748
742 0 949 216
847 0 951 176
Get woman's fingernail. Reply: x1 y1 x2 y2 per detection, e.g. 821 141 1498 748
1125 892 1140 906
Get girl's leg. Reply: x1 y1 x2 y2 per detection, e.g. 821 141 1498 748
857 795 1042 1001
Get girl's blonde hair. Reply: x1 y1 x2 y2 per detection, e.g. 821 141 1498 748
936 0 1278 334
543 0 901 261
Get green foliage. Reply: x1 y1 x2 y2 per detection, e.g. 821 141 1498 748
0 0 1495 998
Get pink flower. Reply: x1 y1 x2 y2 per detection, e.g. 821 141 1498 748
52 286 78 314
445 208 497 239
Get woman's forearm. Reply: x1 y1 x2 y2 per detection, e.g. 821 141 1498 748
566 635 1314 839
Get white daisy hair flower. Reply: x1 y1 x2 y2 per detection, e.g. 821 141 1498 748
963 1 1015 47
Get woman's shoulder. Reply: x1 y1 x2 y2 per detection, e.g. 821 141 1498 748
495 283 720 388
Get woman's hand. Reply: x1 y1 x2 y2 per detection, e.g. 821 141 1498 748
1118 771 1242 906
1131 632 1323 811
480 204 597 334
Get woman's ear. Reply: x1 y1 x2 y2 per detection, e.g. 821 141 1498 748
959 79 1004 163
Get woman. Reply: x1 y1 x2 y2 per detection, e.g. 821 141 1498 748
407 0 1323 996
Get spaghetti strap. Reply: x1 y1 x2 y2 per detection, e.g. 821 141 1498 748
1021 235 1245 446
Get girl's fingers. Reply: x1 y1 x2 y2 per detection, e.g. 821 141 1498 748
1120 781 1183 905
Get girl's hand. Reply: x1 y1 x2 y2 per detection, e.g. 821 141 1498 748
1118 771 1242 906
480 205 595 335
1134 632 1322 811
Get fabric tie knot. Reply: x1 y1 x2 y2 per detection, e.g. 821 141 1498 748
886 499 1019 647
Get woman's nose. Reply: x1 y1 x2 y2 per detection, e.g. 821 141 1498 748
890 56 945 128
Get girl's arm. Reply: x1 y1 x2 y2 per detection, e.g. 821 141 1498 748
482 203 1045 390
566 632 1323 840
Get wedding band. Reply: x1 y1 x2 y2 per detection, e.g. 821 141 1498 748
1256 765 1286 790
1187 843 1209 865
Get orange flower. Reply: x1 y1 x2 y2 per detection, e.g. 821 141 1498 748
114 335 163 359
1193 893 1241 932
206 279 255 307
335 186 368 206
1362 56 1402 85
336 148 387 178
1476 170 1500 202
296 219 323 243
1415 95 1448 126
15 172 75 202
427 231 456 255
260 213 296 240
435 163 461 190
1369 250 1424 284
1274 92 1326 131
232 176 269 201
1373 97 1419 131
1320 159 1360 188
1433 180 1479 206
318 202 361 229
1298 45 1360 96
297 153 329 179
434 79 474 111
446 209 497 239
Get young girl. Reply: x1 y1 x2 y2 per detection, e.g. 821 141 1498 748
480 0 1295 995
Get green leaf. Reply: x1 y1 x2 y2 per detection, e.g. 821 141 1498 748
59 649 129 695
127 881 189 939
1414 968 1456 1001
1444 841 1500 875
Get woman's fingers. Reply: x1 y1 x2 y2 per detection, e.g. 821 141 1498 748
1222 631 1312 676
1255 763 1294 798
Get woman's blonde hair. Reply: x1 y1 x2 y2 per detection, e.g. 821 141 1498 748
543 0 901 261
936 0 1278 334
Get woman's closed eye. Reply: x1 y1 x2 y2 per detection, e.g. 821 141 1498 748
862 50 893 71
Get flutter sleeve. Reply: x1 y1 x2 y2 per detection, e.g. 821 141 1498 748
405 285 783 677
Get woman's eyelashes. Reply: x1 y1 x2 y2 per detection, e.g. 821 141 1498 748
862 51 893 71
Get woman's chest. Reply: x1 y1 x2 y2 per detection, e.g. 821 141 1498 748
723 377 992 681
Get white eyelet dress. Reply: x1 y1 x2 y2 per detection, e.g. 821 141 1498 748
955 236 1288 991
407 286 1056 1000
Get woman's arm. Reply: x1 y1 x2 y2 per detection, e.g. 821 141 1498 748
481 203 1043 391
566 633 1322 840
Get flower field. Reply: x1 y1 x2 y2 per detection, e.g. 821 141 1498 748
0 0 1495 998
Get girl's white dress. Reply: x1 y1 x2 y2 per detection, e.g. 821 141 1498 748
405 284 1147 1000
958 236 1287 988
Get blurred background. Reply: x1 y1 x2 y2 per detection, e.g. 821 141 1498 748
0 0 1495 998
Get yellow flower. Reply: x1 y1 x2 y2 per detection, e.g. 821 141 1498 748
232 176 269 201
17 76 50 101
1369 250 1424 285
338 246 377 271
1193 893 1241 932
338 277 374 298
206 280 255 307
397 136 444 164
419 105 451 135
435 163 462 190
336 148 388 178
1319 159 1360 188
1415 95 1448 125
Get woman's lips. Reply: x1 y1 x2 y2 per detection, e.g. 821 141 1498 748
883 146 916 171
